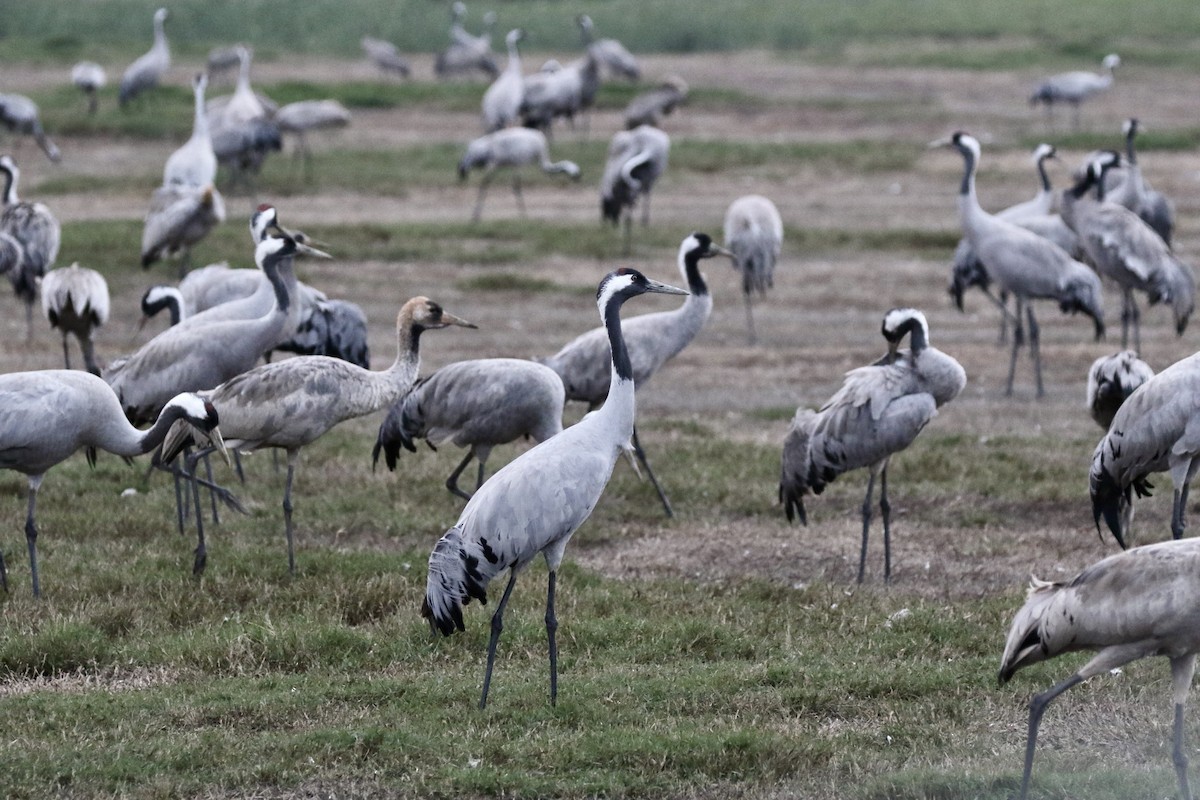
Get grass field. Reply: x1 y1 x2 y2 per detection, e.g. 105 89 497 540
2 3 1200 799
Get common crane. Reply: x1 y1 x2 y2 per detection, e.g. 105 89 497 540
163 73 217 189
0 155 61 341
481 29 525 133
779 308 965 583
576 14 640 81
40 263 110 376
141 183 226 274
360 36 411 78
273 100 351 176
423 268 686 708
723 194 783 344
119 7 170 108
435 5 498 79
1087 350 1154 431
1105 118 1175 246
0 94 60 163
931 131 1104 398
519 52 599 135
999 538 1200 800
71 61 107 115
542 232 730 516
207 46 281 190
372 358 564 500
0 370 226 597
169 297 475 575
624 76 688 129
458 127 580 221
1029 53 1119 129
600 125 669 254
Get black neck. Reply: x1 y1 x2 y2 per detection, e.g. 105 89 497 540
0 167 14 204
264 253 293 314
603 293 633 382
907 320 928 355
1125 129 1137 164
1036 158 1051 193
957 147 975 196
683 249 709 296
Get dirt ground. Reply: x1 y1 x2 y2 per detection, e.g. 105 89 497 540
3 49 1200 600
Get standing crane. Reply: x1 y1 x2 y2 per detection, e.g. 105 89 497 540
360 36 411 78
481 29 525 133
624 76 688 129
999 538 1200 800
0 370 226 597
273 99 351 177
0 94 62 163
163 73 217 189
458 127 580 221
435 4 498 79
207 46 281 190
372 358 564 500
167 297 475 575
542 232 730 516
1029 53 1119 129
423 268 686 708
40 263 110 376
71 62 107 115
0 154 61 341
1087 350 1154 430
119 7 170 108
1061 151 1193 353
576 14 640 81
723 194 783 344
140 183 226 274
931 131 1104 397
780 308 965 583
1104 118 1175 246
600 124 669 254
1090 350 1200 549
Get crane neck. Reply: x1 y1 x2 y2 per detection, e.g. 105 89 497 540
680 248 710 297
1035 156 1052 194
153 14 168 54
1 164 19 205
600 292 636 430
506 38 521 67
1124 129 1138 165
956 145 976 199
236 51 252 95
104 400 193 458
261 251 294 318
191 80 210 139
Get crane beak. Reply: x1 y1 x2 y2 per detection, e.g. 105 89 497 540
643 278 689 296
295 242 332 259
708 244 736 261
441 311 478 329
927 136 953 149
203 426 231 467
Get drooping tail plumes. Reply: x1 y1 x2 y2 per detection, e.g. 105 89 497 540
1089 441 1134 549
779 409 817 524
422 526 489 636
997 577 1062 684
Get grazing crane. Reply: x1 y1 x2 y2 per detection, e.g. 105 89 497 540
0 94 61 163
273 99 351 176
163 73 217 190
600 125 670 254
436 5 498 79
723 194 783 344
576 14 640 81
0 155 61 341
424 268 686 709
70 61 107 115
1087 350 1154 430
999 538 1200 800
40 263 110 376
1104 118 1175 246
0 369 227 597
481 29 526 133
519 52 599 134
167 296 475 575
1061 151 1194 353
458 127 580 221
1029 53 1119 129
1090 350 1200 549
360 36 411 78
373 358 565 500
624 76 688 129
542 232 730 516
948 143 1080 342
207 46 281 190
780 309 965 583
141 183 226 274
931 131 1104 398
119 7 170 108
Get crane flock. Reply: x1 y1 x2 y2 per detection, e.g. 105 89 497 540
4 21 1200 796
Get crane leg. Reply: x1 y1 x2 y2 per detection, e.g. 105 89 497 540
204 454 221 526
631 426 673 517
744 292 757 346
997 289 1010 344
187 453 208 576
25 476 42 599
1019 673 1085 800
880 464 892 584
283 452 299 576
445 451 477 501
61 334 72 371
1005 297 1027 397
622 213 633 257
25 301 34 343
81 336 101 377
474 453 489 494
480 569 519 709
1027 303 1043 399
641 190 652 227
546 569 559 706
1129 293 1142 356
1119 289 1133 351
858 469 876 584
512 174 526 217
1171 655 1196 800
472 171 495 222
174 466 187 536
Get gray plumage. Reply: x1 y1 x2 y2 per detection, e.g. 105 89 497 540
373 358 564 499
1104 118 1175 246
435 5 498 79
481 29 526 133
577 14 640 81
206 45 243 81
999 538 1200 800
71 61 107 115
163 73 217 189
624 76 688 129
178 296 474 575
140 183 226 272
723 194 783 344
458 127 580 221
422 268 686 709
0 155 61 340
1086 350 1153 431
41 263 110 376
1090 350 1200 549
207 47 281 184
520 53 599 134
271 297 370 369
1029 53 1119 128
361 36 411 78
542 233 728 516
1061 151 1194 353
932 132 1104 398
119 7 170 108
780 308 965 583
0 370 224 597
600 124 669 253
0 93 60 163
